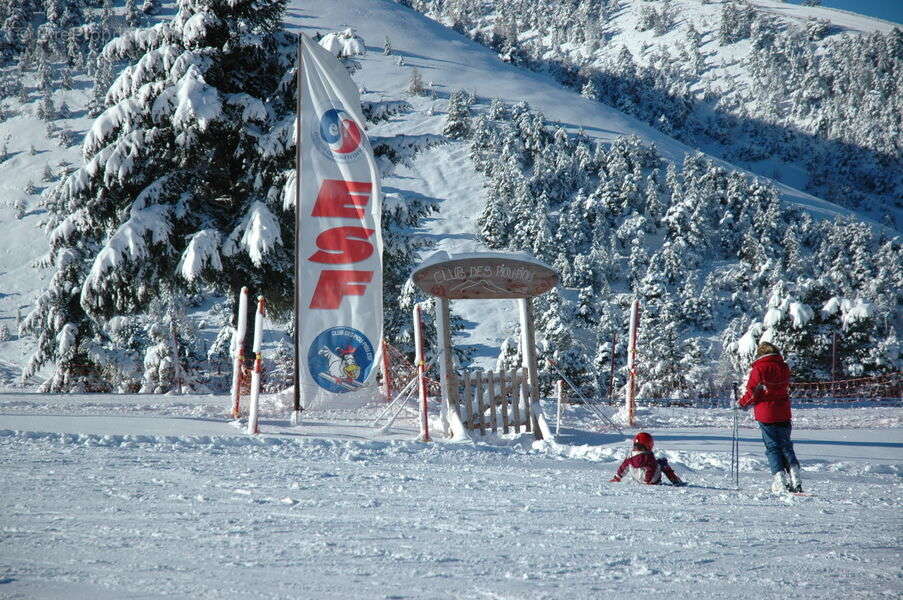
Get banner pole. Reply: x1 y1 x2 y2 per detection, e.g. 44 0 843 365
291 36 303 425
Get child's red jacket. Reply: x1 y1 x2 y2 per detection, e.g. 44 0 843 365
613 450 663 484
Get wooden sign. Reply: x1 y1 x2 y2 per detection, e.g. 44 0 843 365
412 254 558 299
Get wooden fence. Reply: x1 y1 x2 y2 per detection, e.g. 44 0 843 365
450 368 534 435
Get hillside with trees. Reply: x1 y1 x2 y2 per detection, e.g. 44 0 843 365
398 0 902 226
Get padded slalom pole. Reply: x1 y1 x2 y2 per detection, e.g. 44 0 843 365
230 287 250 419
247 296 267 435
413 303 430 442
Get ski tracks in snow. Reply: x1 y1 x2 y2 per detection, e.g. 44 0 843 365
1 403 901 599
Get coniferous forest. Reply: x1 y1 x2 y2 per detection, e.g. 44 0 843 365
399 0 902 224
445 93 899 398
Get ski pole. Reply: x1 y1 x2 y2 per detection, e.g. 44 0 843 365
730 383 740 490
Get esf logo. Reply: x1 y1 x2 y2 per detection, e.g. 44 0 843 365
313 108 365 162
307 326 375 393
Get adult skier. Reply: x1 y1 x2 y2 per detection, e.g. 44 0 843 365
738 342 802 493
609 432 686 486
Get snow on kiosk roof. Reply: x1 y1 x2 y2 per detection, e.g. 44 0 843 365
411 251 558 300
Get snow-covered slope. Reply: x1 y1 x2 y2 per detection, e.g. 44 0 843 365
1 394 900 599
400 0 902 222
0 75 96 386
752 0 900 31
294 0 863 221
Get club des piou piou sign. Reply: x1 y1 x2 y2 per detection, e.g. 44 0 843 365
412 254 558 300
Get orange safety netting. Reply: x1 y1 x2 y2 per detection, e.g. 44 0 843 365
790 372 901 400
382 342 441 401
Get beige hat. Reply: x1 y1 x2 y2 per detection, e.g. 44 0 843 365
756 342 780 357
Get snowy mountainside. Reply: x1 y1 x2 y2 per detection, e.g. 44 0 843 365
401 0 902 224
0 71 98 385
0 0 898 391
296 0 873 221
289 0 900 386
0 1 175 387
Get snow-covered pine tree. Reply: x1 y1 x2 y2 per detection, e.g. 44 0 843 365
142 0 160 16
263 338 294 393
407 67 425 96
381 190 437 352
36 90 56 121
487 97 506 120
22 0 297 391
87 53 114 117
125 0 142 28
535 291 593 395
580 78 599 100
139 293 206 394
443 89 471 139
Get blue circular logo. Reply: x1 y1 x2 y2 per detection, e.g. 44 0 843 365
307 327 375 393
314 108 364 161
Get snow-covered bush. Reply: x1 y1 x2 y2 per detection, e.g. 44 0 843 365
805 17 831 40
13 197 26 219
319 28 365 58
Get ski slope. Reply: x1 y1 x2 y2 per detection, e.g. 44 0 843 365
1 393 900 599
1 5 900 596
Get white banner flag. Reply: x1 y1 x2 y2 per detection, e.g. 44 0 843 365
297 34 383 409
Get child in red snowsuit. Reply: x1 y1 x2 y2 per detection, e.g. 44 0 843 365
610 432 686 486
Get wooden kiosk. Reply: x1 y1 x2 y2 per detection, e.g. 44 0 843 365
411 251 559 441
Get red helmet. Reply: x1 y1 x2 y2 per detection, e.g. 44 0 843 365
633 432 654 450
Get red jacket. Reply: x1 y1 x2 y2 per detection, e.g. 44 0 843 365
739 353 792 423
614 451 662 484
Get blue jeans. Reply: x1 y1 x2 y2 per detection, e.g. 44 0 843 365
758 421 799 474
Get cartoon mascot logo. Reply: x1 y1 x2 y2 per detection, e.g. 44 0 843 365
314 108 364 162
307 327 375 393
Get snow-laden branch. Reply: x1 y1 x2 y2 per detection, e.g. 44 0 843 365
178 229 223 281
222 201 282 266
81 205 173 306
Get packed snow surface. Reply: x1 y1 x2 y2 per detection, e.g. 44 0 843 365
1 393 900 599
